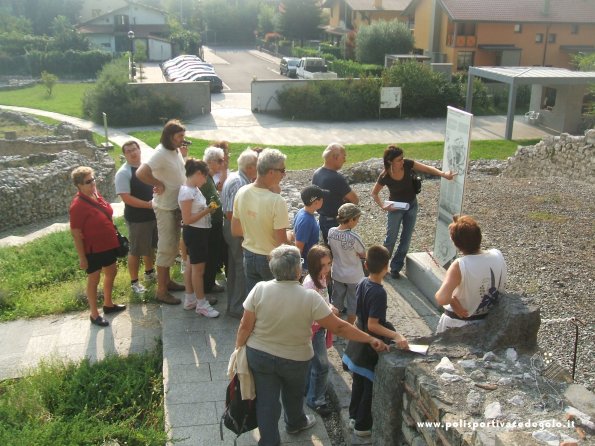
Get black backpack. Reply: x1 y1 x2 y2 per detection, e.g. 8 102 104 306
219 374 258 445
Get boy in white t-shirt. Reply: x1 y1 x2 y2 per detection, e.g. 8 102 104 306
327 203 366 325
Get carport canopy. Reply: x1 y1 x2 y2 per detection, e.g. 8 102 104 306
465 66 595 139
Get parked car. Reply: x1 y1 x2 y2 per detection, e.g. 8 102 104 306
162 55 202 70
166 63 215 78
296 57 338 79
280 57 300 78
181 74 223 93
169 69 218 82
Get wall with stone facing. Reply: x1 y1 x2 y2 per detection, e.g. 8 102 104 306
503 129 595 184
371 293 594 446
0 142 115 232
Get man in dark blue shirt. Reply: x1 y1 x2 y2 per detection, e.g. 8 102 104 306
312 143 359 244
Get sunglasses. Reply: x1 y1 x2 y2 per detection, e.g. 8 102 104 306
272 168 286 174
83 178 96 185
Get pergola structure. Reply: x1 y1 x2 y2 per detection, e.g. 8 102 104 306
465 66 595 139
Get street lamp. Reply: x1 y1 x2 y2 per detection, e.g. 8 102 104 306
128 30 135 80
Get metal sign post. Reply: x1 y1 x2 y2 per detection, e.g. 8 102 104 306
101 112 114 150
379 86 402 119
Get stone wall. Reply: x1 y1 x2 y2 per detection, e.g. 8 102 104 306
0 112 115 232
371 294 594 445
503 130 595 184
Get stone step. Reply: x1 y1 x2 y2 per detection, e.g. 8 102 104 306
404 252 446 312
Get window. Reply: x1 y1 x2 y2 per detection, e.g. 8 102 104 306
535 33 543 43
548 33 556 43
541 87 557 109
457 51 474 71
514 24 522 33
101 42 111 48
456 22 476 36
571 24 579 34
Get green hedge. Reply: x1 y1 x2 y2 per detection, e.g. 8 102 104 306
0 34 50 56
291 47 320 58
277 78 381 120
319 43 342 59
83 57 182 126
0 50 112 78
329 59 383 78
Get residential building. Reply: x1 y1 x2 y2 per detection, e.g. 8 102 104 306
77 0 172 62
78 0 128 23
322 0 411 41
403 0 595 71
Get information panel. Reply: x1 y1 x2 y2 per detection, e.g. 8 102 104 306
380 87 402 109
433 106 473 267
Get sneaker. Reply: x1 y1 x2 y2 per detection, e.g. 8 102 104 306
286 414 316 434
144 271 156 283
354 429 372 437
131 282 146 294
196 301 219 318
184 294 198 310
349 418 356 430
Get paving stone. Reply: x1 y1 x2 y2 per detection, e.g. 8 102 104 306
163 363 213 389
165 401 219 428
165 379 229 405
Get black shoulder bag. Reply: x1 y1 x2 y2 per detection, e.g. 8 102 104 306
77 195 129 258
411 170 422 195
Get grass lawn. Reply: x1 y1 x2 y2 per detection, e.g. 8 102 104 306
130 131 539 170
0 217 163 322
0 83 92 118
0 346 166 445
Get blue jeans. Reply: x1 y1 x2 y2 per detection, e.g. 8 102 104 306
243 249 274 297
223 219 245 316
383 200 418 274
305 328 329 408
246 346 310 446
318 215 337 245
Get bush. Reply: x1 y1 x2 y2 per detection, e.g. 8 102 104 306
0 50 112 77
382 62 463 117
41 71 58 96
277 78 381 120
319 43 341 59
83 57 182 126
291 46 320 58
356 20 414 65
329 59 383 78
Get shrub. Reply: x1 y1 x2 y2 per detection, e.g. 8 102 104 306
41 71 58 96
83 57 182 126
382 62 463 117
277 78 381 120
291 46 320 58
356 20 414 65
0 50 113 78
329 59 383 78
319 43 342 59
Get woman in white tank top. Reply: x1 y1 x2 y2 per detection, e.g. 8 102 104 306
435 215 507 334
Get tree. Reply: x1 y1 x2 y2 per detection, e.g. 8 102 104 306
257 3 276 36
201 0 259 44
41 70 58 96
275 0 321 45
355 20 414 65
20 0 83 35
49 15 89 51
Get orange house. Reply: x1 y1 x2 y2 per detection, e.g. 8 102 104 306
322 0 411 41
403 0 595 71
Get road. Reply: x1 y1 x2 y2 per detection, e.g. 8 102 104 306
202 46 285 92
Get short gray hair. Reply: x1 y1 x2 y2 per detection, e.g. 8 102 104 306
322 142 344 159
257 148 286 176
237 148 258 172
203 146 224 163
269 244 301 281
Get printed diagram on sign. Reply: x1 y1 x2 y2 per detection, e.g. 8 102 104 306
445 135 467 176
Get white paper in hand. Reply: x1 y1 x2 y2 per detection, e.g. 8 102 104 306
384 200 410 211
407 344 429 355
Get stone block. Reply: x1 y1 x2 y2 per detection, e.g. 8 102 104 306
564 384 595 418
372 351 416 445
494 431 541 446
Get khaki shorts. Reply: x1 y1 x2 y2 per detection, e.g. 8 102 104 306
126 219 157 257
154 207 181 268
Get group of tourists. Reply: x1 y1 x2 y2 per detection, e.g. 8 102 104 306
68 119 507 444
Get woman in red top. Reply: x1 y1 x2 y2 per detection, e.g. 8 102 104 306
69 166 126 327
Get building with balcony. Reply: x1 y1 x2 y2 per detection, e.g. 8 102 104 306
322 0 411 41
76 0 172 62
403 0 595 71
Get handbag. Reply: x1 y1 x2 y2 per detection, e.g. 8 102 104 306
220 373 258 445
411 170 422 195
77 195 129 257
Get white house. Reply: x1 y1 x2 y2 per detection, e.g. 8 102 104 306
77 0 172 62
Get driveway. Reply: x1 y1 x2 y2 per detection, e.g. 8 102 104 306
202 46 285 92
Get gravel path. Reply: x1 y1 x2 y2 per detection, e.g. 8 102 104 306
284 170 595 392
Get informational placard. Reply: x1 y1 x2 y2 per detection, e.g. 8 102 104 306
380 87 402 108
433 106 473 267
